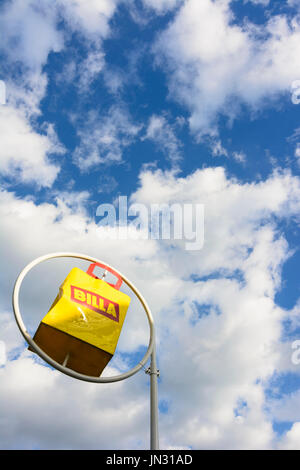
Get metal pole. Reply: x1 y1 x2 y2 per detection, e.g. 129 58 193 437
149 332 159 450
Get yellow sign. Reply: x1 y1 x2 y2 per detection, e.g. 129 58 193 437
31 263 131 377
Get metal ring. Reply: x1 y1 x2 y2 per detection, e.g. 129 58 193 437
12 252 155 383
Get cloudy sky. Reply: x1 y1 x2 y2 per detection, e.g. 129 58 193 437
0 0 300 450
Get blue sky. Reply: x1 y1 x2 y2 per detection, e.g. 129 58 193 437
0 0 300 450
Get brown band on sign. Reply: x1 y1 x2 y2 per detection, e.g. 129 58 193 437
30 322 113 377
70 285 120 322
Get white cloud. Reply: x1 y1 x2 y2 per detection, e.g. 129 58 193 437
204 138 246 163
0 0 121 187
142 114 183 164
0 0 119 104
0 1 64 187
245 0 270 5
0 0 63 72
78 50 105 89
1 165 300 448
210 139 228 158
51 189 92 216
103 46 145 95
58 0 119 37
233 151 247 163
287 127 300 166
270 389 300 423
129 167 300 449
132 167 300 278
0 106 63 187
141 0 181 14
288 0 300 9
154 0 300 136
54 50 105 94
0 341 6 366
53 0 120 91
7 73 49 118
72 106 142 171
295 144 300 163
0 346 149 449
97 175 118 193
0 0 63 117
278 422 300 450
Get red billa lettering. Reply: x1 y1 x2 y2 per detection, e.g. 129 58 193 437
70 285 119 322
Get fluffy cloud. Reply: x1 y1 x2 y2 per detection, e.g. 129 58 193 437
0 106 63 187
233 151 246 163
295 144 300 164
141 0 181 14
278 422 300 450
270 389 300 424
0 1 65 186
287 127 300 166
288 0 300 9
131 167 300 278
142 114 183 165
0 2 59 186
0 0 63 72
1 164 300 448
78 50 105 89
130 167 300 449
0 347 149 449
0 341 6 366
245 0 270 5
0 0 121 187
72 106 142 171
0 0 64 115
0 0 119 99
58 0 119 37
154 0 300 136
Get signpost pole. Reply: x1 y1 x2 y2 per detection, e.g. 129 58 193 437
150 331 159 450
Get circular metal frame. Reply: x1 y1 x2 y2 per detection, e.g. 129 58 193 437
12 252 155 383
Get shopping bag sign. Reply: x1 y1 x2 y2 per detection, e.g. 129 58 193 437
30 262 130 377
71 285 119 322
